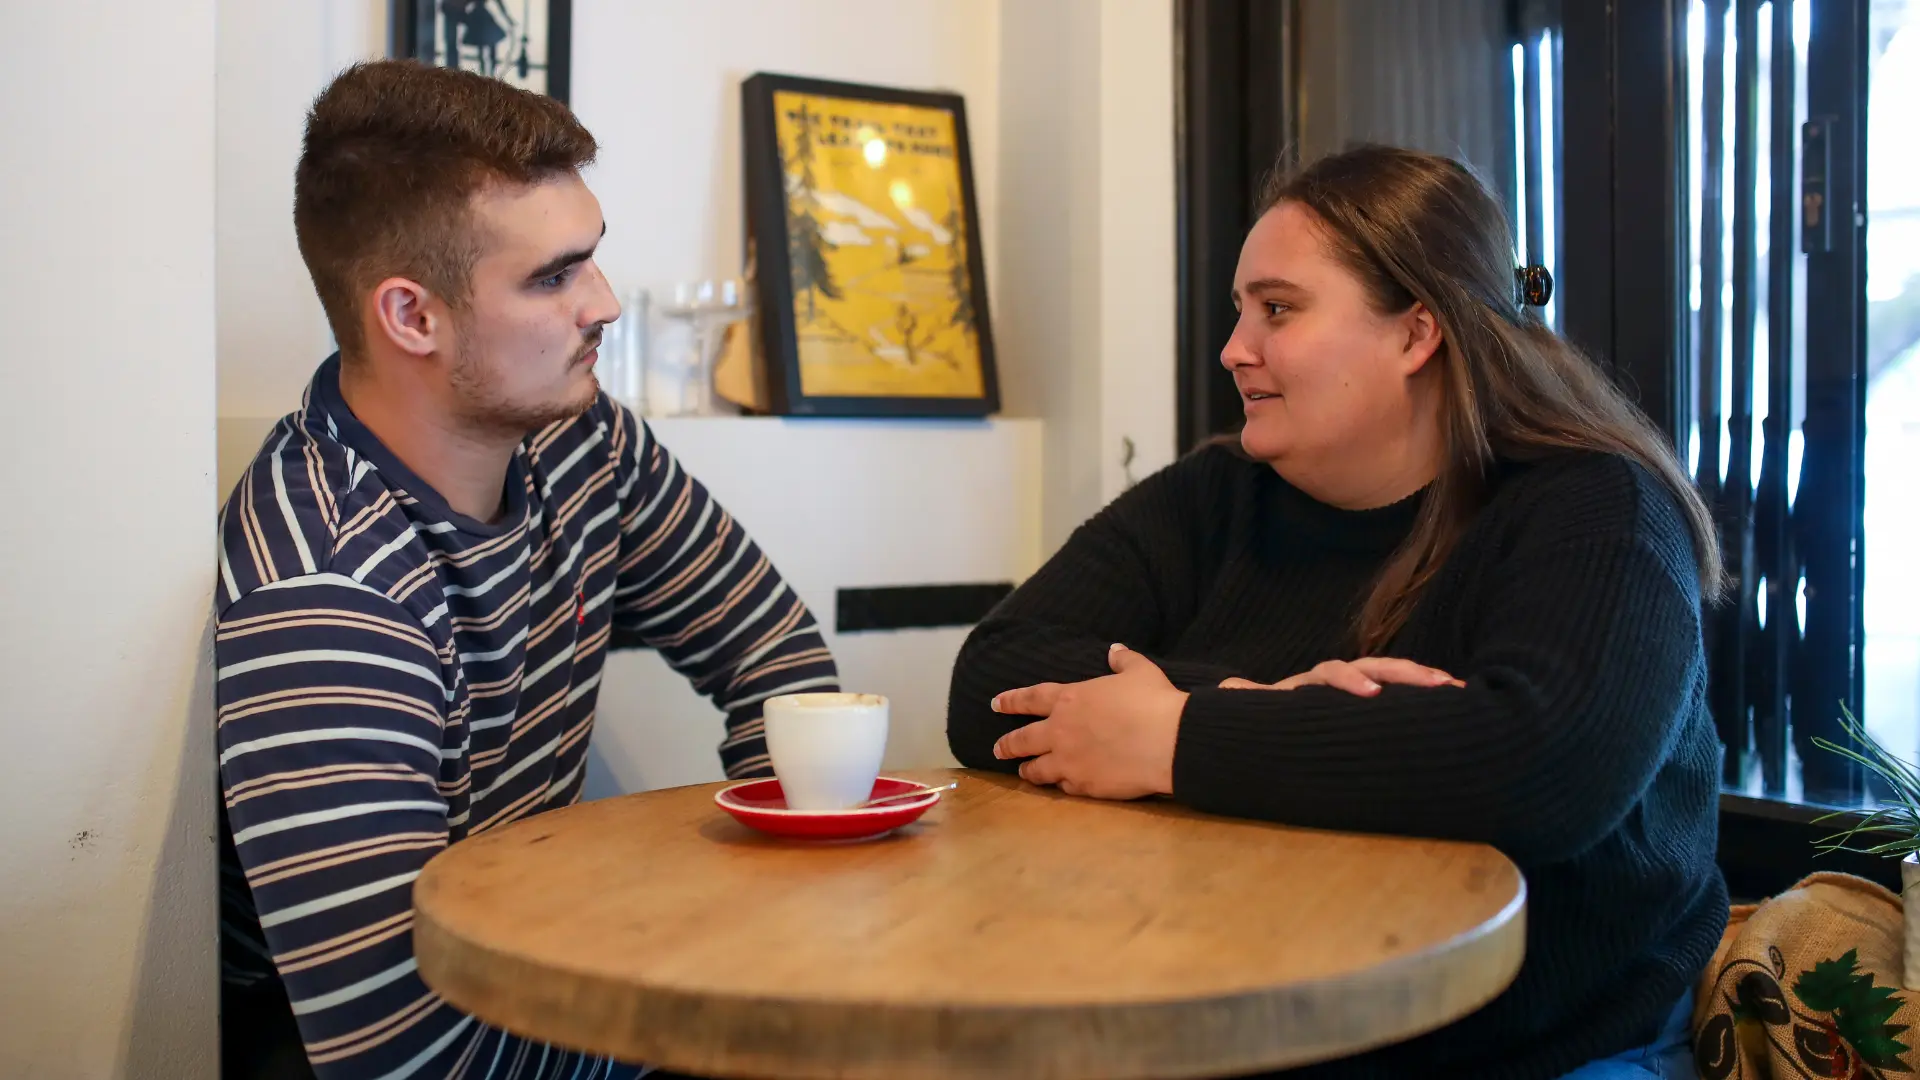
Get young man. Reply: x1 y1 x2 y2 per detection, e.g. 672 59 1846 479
216 60 836 1079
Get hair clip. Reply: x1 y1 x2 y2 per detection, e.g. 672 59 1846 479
1515 265 1554 308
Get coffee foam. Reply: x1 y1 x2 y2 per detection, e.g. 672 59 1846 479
768 692 885 710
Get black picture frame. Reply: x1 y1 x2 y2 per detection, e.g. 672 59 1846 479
391 0 572 105
741 73 999 418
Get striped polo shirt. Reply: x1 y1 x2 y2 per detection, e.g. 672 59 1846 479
215 355 837 1078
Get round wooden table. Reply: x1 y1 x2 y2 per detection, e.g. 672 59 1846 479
414 768 1525 1080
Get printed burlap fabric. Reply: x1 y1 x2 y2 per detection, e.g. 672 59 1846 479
1693 871 1918 1078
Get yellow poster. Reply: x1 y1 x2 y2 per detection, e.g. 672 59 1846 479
772 91 985 399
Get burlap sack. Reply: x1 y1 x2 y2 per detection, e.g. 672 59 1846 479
1692 872 1917 1078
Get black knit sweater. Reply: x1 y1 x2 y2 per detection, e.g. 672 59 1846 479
946 446 1727 1078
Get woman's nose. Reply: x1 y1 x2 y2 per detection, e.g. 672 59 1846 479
1220 329 1259 371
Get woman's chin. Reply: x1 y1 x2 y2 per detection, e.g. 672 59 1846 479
1237 428 1287 464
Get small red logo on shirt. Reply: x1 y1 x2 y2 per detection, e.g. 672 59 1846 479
575 590 586 626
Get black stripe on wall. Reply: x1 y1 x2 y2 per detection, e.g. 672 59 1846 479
835 583 1013 634
611 582 1014 650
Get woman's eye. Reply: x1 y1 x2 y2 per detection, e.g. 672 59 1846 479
1264 301 1289 317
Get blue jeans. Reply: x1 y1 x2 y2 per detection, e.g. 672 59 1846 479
1557 990 1697 1079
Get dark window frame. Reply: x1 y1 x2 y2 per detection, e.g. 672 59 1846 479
1175 0 1298 452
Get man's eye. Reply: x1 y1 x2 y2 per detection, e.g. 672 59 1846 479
538 267 576 289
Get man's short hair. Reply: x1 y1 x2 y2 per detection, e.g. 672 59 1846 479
293 60 598 357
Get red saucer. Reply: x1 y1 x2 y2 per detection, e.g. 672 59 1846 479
714 777 943 841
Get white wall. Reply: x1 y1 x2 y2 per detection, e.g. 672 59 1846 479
583 417 1044 794
216 0 384 418
572 1 1002 357
0 5 219 1079
212 0 1177 791
998 0 1178 548
1097 2 1180 500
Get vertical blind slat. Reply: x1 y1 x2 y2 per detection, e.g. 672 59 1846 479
1752 0 1800 794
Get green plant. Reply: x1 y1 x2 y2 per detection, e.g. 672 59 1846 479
1811 706 1920 860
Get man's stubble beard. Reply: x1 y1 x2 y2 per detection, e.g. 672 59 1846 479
448 323 602 440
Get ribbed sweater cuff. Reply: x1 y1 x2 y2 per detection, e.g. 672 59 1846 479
1172 686 1281 809
1157 659 1241 692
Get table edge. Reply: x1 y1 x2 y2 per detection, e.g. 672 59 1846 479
414 789 1529 1080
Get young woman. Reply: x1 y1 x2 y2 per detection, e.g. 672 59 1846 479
947 145 1724 1079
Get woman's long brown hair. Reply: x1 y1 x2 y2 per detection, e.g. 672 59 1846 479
1245 145 1722 653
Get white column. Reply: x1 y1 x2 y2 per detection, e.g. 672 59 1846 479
0 5 220 1078
1097 0 1180 502
997 0 1178 549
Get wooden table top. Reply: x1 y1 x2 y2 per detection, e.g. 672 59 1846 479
414 768 1526 1080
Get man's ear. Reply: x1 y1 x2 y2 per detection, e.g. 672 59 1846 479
368 277 446 359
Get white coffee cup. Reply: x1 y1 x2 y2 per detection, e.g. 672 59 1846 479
762 692 889 811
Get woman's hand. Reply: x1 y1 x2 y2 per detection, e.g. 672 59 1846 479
988 644 1185 800
1219 657 1465 696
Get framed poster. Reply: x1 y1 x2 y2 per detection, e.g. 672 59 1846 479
392 0 571 104
742 73 999 417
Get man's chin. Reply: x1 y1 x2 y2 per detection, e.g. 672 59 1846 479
570 369 603 410
559 364 596 395
467 383 599 440
537 378 600 429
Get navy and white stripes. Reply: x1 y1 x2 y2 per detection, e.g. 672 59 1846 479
215 355 837 1077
